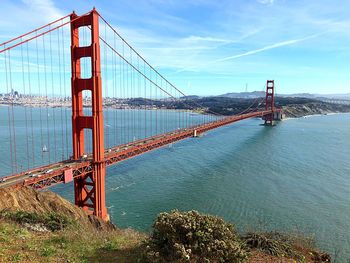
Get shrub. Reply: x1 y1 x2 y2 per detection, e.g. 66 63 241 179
44 212 72 231
243 232 296 257
145 210 248 262
243 231 331 262
0 211 73 231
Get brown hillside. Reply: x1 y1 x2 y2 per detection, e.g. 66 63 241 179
0 186 113 230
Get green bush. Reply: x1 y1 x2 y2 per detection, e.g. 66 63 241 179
243 231 331 262
145 210 248 262
243 232 302 260
0 211 73 231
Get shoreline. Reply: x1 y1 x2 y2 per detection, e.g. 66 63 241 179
2 103 350 122
0 103 197 113
282 111 350 121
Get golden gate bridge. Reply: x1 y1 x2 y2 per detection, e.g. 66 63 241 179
0 8 281 220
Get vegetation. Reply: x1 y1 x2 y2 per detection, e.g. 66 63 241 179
142 210 332 263
0 187 331 262
144 210 248 262
243 232 332 262
244 232 301 258
0 208 332 263
0 210 73 231
243 232 314 261
0 215 145 262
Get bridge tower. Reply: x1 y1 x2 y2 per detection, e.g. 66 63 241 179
264 80 275 125
70 9 107 220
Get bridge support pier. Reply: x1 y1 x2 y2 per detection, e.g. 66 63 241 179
70 9 108 220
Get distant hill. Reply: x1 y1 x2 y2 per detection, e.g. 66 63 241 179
219 91 350 100
282 93 316 99
318 93 350 100
219 91 265 99
180 95 201 100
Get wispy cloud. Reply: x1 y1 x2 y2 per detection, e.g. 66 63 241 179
175 33 323 74
211 33 323 64
257 0 275 5
0 0 65 40
21 0 64 20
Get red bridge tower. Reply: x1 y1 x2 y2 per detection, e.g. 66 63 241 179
70 9 107 220
264 80 275 125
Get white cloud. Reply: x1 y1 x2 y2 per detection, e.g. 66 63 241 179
0 0 65 39
212 33 322 63
21 0 64 20
257 0 275 5
173 32 323 74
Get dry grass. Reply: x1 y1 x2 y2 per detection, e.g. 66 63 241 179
0 218 146 263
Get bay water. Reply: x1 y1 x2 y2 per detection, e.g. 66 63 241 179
1 106 350 260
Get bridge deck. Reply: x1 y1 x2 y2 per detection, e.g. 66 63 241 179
0 110 274 190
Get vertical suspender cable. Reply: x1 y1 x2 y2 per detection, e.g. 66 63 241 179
126 44 130 142
57 27 64 160
28 38 35 167
8 50 18 173
119 43 122 145
4 48 14 174
61 23 69 159
130 48 134 141
161 78 164 133
144 61 147 138
137 55 140 140
43 34 51 163
104 22 109 149
20 39 30 169
113 31 117 147
36 34 44 163
149 67 152 136
155 73 158 135
132 49 135 141
122 41 126 143
49 27 57 162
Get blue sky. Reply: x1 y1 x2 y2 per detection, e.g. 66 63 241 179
1 0 350 96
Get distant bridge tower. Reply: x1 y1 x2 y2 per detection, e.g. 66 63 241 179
264 80 275 125
70 9 107 220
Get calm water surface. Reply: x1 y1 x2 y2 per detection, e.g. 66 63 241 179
1 107 350 260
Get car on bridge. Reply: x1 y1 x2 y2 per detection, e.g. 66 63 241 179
0 178 7 183
29 174 42 178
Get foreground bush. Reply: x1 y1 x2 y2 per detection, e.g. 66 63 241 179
145 210 248 262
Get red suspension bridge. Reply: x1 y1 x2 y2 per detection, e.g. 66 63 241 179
0 9 281 220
